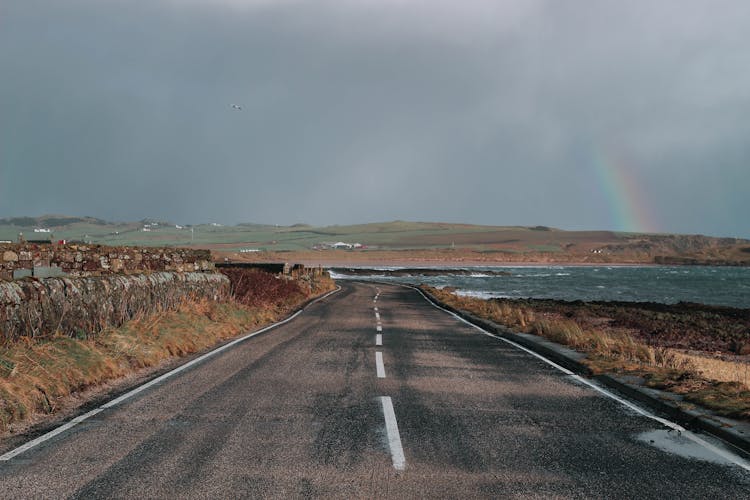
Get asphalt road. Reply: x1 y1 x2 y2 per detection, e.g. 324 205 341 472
0 282 748 498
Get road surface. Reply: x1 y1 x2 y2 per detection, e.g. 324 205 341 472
0 282 748 498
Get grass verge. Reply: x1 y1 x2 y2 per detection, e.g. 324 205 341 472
422 286 750 421
0 272 335 434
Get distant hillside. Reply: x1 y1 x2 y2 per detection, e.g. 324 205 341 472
0 215 112 228
1 216 748 265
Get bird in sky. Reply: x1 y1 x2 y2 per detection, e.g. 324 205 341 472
230 104 242 111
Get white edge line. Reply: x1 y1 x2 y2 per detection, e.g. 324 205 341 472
376 351 386 378
0 408 104 461
376 333 383 346
408 285 750 472
380 396 406 470
0 285 342 462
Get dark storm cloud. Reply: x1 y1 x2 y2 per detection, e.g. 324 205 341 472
1 0 749 236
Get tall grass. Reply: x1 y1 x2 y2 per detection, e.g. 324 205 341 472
0 271 335 434
0 299 258 432
425 286 698 371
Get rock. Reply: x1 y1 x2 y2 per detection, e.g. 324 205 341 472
730 340 750 355
83 261 99 271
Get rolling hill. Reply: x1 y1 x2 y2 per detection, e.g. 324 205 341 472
1 216 748 266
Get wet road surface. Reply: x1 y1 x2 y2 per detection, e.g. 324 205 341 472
0 282 748 498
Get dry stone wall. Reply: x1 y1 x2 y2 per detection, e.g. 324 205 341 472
0 243 213 281
0 272 230 342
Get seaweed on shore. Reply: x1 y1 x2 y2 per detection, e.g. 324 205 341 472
331 267 511 277
492 297 750 354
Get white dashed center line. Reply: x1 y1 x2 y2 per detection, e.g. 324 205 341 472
375 351 386 378
380 396 406 470
370 289 405 471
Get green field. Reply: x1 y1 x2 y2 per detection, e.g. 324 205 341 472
0 217 565 251
1 215 748 264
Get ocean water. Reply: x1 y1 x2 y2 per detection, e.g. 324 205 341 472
330 266 750 309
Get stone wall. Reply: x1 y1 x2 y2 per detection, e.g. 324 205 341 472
0 272 230 342
0 243 213 281
215 262 327 279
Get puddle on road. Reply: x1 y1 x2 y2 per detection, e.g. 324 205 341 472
637 429 734 466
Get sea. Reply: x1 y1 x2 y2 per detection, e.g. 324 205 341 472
329 266 750 309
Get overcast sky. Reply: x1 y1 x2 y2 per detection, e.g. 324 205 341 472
1 0 749 236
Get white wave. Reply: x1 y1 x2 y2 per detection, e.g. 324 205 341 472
328 271 390 280
454 290 511 300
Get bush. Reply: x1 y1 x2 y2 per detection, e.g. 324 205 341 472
219 268 306 309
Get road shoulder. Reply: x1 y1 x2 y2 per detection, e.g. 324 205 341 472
417 286 750 458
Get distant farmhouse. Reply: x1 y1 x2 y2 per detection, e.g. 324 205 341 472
313 242 365 250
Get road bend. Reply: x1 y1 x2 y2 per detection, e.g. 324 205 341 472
0 282 748 498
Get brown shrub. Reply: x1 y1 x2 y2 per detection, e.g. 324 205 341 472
220 269 306 309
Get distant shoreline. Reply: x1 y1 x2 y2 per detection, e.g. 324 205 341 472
330 267 513 277
225 256 665 268
325 262 659 269
211 248 748 268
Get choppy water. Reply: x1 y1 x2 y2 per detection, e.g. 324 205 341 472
330 266 750 308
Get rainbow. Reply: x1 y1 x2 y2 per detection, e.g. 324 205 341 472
592 149 659 234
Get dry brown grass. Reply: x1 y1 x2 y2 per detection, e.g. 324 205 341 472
531 319 654 366
671 351 750 388
0 275 337 434
0 269 336 433
0 299 263 432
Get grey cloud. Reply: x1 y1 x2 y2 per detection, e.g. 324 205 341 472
1 0 748 236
